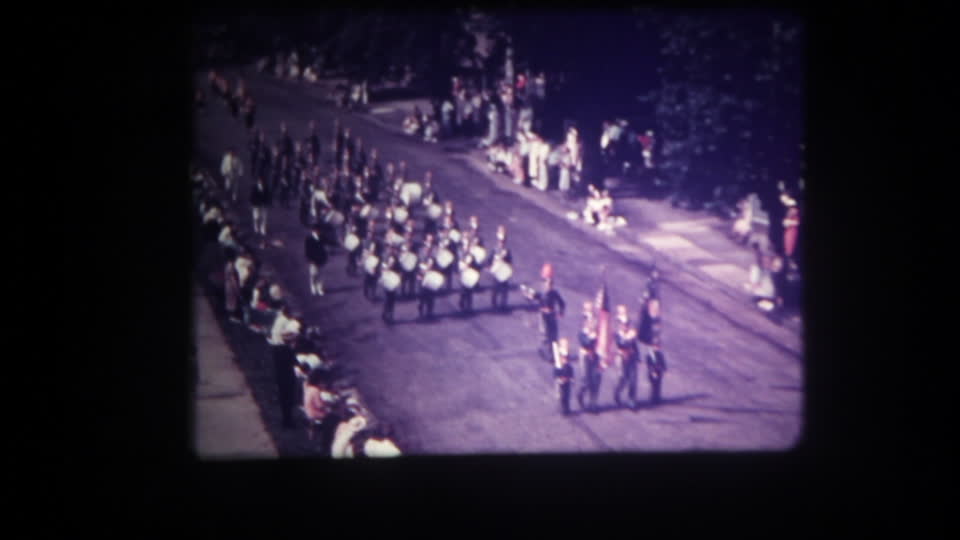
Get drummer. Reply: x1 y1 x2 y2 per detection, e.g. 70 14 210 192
379 248 401 324
437 214 461 292
361 225 380 301
418 257 444 320
458 254 481 314
343 222 362 277
490 225 513 311
398 238 420 299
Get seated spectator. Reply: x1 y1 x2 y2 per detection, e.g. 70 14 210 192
731 194 755 244
402 111 421 136
359 423 402 458
422 115 440 143
302 368 339 444
302 65 318 83
745 243 784 313
331 407 368 459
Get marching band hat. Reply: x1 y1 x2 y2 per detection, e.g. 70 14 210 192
541 262 554 280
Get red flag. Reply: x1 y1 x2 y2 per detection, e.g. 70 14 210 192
595 280 612 367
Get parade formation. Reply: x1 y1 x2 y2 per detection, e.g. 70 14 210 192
193 9 804 455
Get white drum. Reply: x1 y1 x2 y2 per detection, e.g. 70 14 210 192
422 270 445 291
400 252 418 273
469 245 488 265
344 233 360 252
363 254 380 275
381 270 401 291
393 206 409 224
325 209 345 226
449 229 462 243
386 230 405 247
426 203 443 220
491 260 513 282
400 182 423 206
436 248 454 269
359 204 373 219
460 267 480 289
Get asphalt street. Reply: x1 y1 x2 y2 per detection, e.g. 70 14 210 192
192 68 803 454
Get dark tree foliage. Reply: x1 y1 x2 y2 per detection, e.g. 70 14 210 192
634 8 804 218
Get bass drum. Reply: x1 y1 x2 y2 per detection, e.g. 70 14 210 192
386 230 405 247
343 233 360 252
399 252 418 273
448 229 462 244
469 245 488 265
363 254 380 275
460 267 480 289
400 182 423 206
380 270 401 292
490 260 513 283
422 270 445 291
393 205 409 224
324 209 345 226
436 248 455 270
426 203 443 220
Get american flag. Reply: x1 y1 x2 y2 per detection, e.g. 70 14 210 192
595 278 612 367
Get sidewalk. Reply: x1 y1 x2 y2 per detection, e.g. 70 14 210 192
193 281 278 459
356 97 802 332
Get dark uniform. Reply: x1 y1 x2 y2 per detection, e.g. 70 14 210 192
305 228 328 296
361 237 380 301
490 242 512 311
529 282 566 358
553 343 575 416
638 297 666 404
417 259 440 320
613 321 641 409
576 313 602 412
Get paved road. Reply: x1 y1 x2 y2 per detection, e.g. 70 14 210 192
193 68 803 454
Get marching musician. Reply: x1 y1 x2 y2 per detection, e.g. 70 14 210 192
576 300 603 412
523 263 566 360
379 249 401 324
553 338 575 416
638 286 666 405
398 238 420 299
305 223 328 297
490 225 513 311
417 257 444 320
613 304 641 410
343 221 362 277
437 214 460 292
361 224 380 300
458 254 480 314
352 136 366 174
249 128 263 180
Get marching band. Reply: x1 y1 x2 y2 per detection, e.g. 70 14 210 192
200 114 670 429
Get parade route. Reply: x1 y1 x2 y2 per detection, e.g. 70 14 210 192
192 66 804 455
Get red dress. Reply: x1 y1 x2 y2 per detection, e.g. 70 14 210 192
783 207 800 257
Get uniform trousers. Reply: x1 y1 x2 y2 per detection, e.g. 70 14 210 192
308 262 324 295
614 356 640 407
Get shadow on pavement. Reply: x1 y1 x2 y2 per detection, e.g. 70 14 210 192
577 393 711 415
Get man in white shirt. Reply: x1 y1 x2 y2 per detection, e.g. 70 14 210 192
220 148 245 203
267 305 301 429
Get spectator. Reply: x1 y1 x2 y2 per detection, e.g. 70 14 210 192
267 305 301 428
731 194 755 244
220 148 244 203
331 409 368 458
359 423 402 458
224 249 242 323
302 368 338 450
780 189 800 269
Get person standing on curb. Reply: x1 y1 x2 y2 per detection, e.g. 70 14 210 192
220 147 244 203
224 249 242 323
553 338 575 416
268 304 301 429
305 223 328 297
